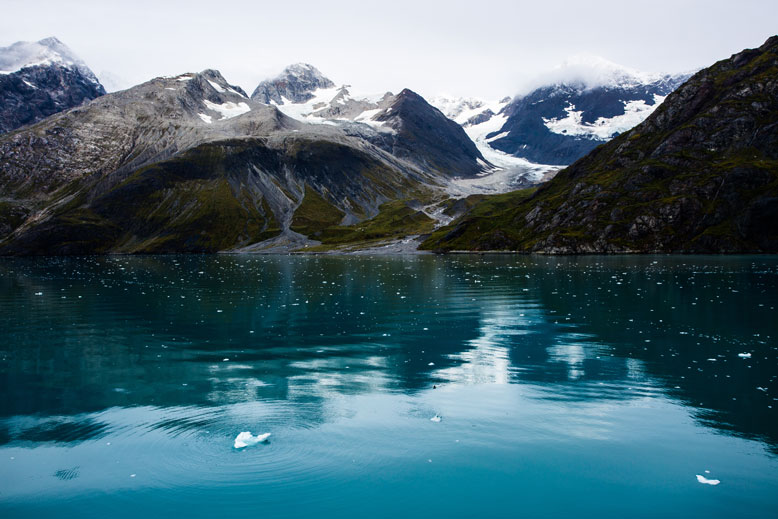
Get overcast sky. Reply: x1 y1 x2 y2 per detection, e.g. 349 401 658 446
2 0 776 98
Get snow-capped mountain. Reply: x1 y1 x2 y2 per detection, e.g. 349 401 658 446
430 96 510 128
486 56 691 165
250 64 492 179
251 63 335 104
0 37 106 133
252 66 554 190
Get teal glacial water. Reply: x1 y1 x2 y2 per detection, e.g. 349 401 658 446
0 255 776 518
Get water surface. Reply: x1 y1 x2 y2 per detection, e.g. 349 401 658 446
0 255 776 517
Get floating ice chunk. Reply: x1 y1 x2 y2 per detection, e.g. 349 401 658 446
234 431 271 449
34 292 43 296
738 353 752 359
696 474 720 485
430 415 442 423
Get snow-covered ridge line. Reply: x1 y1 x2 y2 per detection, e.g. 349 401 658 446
515 54 673 97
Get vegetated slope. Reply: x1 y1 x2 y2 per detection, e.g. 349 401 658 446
422 36 778 253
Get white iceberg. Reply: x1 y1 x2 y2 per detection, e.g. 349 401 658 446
696 475 720 485
737 353 752 359
234 431 271 449
430 415 442 423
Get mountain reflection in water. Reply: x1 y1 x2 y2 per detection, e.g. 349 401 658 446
0 255 776 517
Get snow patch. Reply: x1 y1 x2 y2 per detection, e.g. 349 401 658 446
203 100 251 120
207 80 225 93
543 96 665 141
198 113 213 124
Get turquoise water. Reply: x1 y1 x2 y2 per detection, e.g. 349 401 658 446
0 255 776 518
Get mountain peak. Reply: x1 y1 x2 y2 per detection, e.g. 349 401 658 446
0 37 97 83
0 36 105 133
516 54 669 96
251 63 335 104
284 63 326 78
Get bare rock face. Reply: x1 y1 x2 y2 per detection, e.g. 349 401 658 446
251 63 335 105
422 36 778 254
371 89 490 178
0 37 106 134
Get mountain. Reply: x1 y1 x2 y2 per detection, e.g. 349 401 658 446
429 58 689 167
251 63 335 105
253 66 551 188
250 67 492 180
0 37 105 134
486 57 690 165
369 89 490 178
0 68 479 255
421 36 778 253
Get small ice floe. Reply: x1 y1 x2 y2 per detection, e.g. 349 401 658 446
34 292 43 296
430 415 442 423
738 353 752 359
234 431 271 449
696 474 720 485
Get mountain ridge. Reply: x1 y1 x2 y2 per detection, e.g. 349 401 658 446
421 35 778 253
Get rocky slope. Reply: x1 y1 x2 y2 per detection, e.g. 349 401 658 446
421 36 778 253
0 69 447 255
369 89 490 178
0 37 105 134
